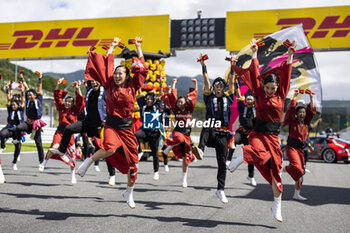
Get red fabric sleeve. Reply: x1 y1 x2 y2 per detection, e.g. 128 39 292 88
305 103 317 125
160 93 170 108
129 56 148 90
54 90 67 111
187 89 198 112
232 58 261 96
74 90 85 115
282 99 297 127
84 52 114 87
161 89 177 110
277 63 292 99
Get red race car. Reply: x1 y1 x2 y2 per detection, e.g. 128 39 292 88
307 135 350 163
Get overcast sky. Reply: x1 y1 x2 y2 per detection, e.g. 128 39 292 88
1 0 350 100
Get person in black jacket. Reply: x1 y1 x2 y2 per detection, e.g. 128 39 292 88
196 53 236 204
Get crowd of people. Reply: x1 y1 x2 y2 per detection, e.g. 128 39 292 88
0 37 317 222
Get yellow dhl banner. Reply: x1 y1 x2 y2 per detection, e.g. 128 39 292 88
226 5 350 51
0 15 170 60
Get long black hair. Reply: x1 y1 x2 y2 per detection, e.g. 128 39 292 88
263 73 280 85
114 65 131 82
64 95 75 105
176 96 189 107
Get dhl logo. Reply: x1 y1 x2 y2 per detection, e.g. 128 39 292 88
0 27 113 51
254 16 350 39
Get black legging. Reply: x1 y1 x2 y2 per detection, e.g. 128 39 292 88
81 134 100 167
228 130 255 178
214 134 229 191
16 122 44 163
0 127 14 149
304 150 309 166
200 128 228 190
12 143 22 164
0 126 22 163
135 128 160 172
106 160 115 176
58 121 100 166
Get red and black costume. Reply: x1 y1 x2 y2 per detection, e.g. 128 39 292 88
282 99 316 188
50 89 85 167
161 88 198 164
232 58 292 193
85 52 148 182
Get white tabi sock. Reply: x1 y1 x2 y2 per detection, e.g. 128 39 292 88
71 169 77 184
228 155 244 173
163 145 174 156
293 189 307 201
123 186 135 209
271 197 283 222
0 165 5 184
182 172 188 188
77 157 94 177
41 160 48 167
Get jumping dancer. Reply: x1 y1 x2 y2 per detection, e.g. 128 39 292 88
282 90 316 200
227 78 257 187
76 37 148 208
15 72 46 168
160 77 198 188
197 53 236 203
0 83 25 170
229 39 296 222
50 79 106 172
39 79 84 184
135 91 163 180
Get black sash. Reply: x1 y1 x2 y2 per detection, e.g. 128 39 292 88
174 126 192 136
287 136 306 149
254 119 281 135
105 114 132 129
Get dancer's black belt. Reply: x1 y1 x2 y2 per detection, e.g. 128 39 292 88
287 136 306 149
254 119 281 135
174 126 191 136
105 114 132 129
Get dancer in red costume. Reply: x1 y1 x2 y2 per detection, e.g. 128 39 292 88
160 77 198 188
283 90 316 201
39 78 84 184
229 38 296 222
77 37 148 209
